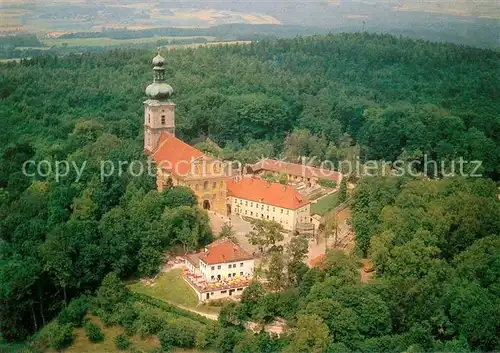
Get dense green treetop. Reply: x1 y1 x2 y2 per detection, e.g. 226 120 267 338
0 33 499 349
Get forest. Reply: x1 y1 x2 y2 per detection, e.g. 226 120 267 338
0 32 499 351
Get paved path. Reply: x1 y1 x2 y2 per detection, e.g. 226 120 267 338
176 303 218 321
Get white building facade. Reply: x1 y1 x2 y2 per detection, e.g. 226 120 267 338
230 196 310 231
199 258 254 281
183 239 255 302
227 177 311 231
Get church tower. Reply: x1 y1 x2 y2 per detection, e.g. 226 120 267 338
144 50 175 153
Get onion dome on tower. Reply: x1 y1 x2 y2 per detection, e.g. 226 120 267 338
145 48 173 100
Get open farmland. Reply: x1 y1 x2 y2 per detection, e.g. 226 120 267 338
43 36 215 47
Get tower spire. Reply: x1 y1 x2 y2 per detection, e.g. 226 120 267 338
144 50 176 153
146 49 172 100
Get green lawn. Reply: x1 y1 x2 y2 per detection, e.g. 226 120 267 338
311 192 339 216
129 269 199 308
43 36 214 48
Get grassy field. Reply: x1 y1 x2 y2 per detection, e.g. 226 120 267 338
43 36 214 48
130 269 199 308
129 269 221 316
62 316 160 353
62 315 209 353
311 192 340 216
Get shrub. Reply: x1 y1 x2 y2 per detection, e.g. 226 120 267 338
114 334 130 350
118 304 139 336
84 321 104 343
317 179 337 188
43 322 75 350
158 319 201 350
158 329 175 351
134 308 168 337
58 296 89 327
94 272 130 319
195 327 209 349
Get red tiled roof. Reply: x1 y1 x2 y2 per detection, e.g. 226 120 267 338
198 239 253 265
310 254 325 268
226 177 309 210
248 158 342 183
150 132 204 176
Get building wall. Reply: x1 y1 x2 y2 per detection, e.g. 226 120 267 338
184 259 200 275
199 258 254 282
293 203 311 226
144 101 175 153
230 196 310 231
255 170 317 186
156 158 228 216
184 276 248 302
203 287 246 301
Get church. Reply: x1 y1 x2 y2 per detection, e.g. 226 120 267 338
143 50 228 215
143 51 311 230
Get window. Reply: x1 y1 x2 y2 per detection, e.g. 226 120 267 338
240 272 243 276
240 262 243 267
204 181 209 190
245 210 247 214
228 264 232 269
237 287 243 291
281 209 283 214
261 205 264 210
221 290 227 294
161 115 166 124
273 207 275 212
211 266 215 270
220 181 224 187
272 216 275 221
250 202 253 207
213 182 217 189
245 201 248 206
251 211 253 216
267 206 269 211
148 114 151 123
217 265 221 270
287 210 289 215
211 275 214 280
233 273 236 277
267 215 269 219
228 273 231 278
